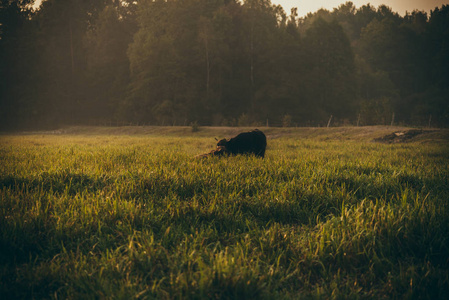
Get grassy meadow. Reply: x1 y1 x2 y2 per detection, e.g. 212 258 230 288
1 126 449 299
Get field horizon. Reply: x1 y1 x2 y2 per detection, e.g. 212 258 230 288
1 126 448 298
8 124 449 141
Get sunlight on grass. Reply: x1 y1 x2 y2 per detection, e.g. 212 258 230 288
1 131 448 298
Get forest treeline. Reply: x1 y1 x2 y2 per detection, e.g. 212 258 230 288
1 0 448 129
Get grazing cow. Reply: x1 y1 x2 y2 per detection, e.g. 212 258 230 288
216 129 267 158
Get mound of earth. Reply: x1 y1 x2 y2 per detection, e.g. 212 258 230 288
374 129 433 143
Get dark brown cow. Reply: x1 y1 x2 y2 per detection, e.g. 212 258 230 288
216 129 267 158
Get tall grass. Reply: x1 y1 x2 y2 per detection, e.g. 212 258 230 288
1 133 448 298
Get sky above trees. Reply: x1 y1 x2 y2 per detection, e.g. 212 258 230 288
32 0 449 16
271 1 448 16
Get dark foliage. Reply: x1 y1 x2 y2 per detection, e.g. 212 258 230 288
1 1 448 129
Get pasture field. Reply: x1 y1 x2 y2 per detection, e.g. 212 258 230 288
1 126 449 299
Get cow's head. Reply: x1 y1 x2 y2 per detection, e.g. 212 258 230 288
213 145 228 156
216 138 228 147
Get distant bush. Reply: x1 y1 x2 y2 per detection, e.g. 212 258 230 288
190 121 199 132
282 114 292 127
238 113 251 127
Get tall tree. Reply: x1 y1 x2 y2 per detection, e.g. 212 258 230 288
303 18 356 123
29 0 115 126
425 5 449 126
84 2 138 123
0 0 37 129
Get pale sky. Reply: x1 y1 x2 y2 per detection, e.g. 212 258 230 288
272 0 449 17
33 0 448 17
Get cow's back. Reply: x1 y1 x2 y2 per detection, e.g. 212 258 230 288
227 129 266 157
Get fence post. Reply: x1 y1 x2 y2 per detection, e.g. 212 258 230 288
327 115 333 128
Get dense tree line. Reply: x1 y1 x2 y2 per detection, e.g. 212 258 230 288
1 0 448 129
